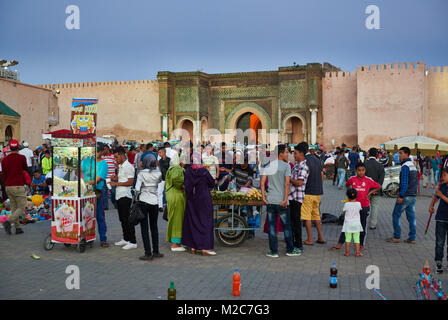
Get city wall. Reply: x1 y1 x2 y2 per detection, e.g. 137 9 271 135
426 66 448 143
40 80 161 142
0 78 58 147
322 70 357 149
322 62 448 150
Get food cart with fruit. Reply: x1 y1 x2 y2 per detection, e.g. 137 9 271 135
212 188 265 247
43 133 97 253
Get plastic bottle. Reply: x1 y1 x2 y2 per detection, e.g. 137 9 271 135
423 260 431 276
330 262 338 288
254 212 260 228
168 281 176 300
247 218 255 229
233 269 241 296
230 180 235 192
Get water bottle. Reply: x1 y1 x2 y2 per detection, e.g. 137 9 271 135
230 180 236 191
233 269 241 296
168 281 176 300
330 262 338 288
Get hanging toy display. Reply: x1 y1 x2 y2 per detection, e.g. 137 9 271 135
414 261 448 300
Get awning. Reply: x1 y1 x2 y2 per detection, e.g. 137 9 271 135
384 135 448 156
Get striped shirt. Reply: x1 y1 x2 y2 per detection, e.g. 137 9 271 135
289 160 309 203
102 154 116 179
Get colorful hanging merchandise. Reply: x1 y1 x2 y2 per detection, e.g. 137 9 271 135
414 261 448 300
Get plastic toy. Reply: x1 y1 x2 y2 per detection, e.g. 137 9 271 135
31 194 44 207
414 261 448 300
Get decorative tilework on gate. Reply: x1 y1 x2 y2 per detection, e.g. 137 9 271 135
280 80 307 109
175 87 198 112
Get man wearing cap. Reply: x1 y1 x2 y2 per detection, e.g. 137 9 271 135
19 142 34 177
1 140 28 235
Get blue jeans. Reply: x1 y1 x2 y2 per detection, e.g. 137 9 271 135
392 196 416 241
267 204 294 254
103 189 110 210
337 168 346 188
110 186 117 209
434 169 440 186
435 221 448 262
96 188 107 242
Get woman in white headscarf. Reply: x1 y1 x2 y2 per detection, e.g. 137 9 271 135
135 154 162 261
165 152 187 251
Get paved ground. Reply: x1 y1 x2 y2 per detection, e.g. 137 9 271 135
0 180 446 300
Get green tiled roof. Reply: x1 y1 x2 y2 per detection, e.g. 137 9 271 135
0 101 20 117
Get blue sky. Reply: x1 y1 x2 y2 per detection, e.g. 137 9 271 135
1 0 447 84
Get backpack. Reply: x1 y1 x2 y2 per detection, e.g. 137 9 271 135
321 213 339 224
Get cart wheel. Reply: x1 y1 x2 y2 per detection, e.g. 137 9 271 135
43 233 54 251
64 243 72 248
77 239 86 253
215 214 248 247
384 182 399 198
89 242 94 248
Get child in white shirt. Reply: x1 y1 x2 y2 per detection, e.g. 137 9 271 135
342 188 364 257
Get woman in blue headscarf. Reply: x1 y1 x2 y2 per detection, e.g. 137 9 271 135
135 154 162 261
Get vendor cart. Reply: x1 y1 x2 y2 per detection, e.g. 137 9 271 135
213 199 265 247
43 133 97 253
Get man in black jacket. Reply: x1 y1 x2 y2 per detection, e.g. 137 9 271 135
365 148 385 230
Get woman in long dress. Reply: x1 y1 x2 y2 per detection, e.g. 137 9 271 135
182 152 216 256
165 153 187 251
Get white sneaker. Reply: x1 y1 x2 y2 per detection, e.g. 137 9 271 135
171 246 186 252
115 239 129 246
122 243 137 250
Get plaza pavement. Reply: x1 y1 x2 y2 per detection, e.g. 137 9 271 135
0 180 445 300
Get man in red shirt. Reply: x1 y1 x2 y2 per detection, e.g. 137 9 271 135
2 140 28 235
102 145 117 210
331 162 380 251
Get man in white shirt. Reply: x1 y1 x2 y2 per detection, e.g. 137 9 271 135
203 144 219 182
19 142 34 176
110 147 137 250
163 142 178 160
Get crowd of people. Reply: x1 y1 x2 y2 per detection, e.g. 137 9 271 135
2 137 448 272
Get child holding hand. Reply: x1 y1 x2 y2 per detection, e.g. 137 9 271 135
342 188 364 257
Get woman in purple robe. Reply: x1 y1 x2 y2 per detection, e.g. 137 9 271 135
182 152 216 256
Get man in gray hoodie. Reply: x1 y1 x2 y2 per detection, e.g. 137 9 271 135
365 148 385 230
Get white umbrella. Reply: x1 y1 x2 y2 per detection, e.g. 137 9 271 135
384 135 448 156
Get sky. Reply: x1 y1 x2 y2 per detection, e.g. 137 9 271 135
1 0 447 84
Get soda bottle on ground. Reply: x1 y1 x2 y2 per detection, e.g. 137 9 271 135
330 262 338 288
233 268 241 296
168 281 176 300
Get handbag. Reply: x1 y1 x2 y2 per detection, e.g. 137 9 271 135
128 192 146 226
